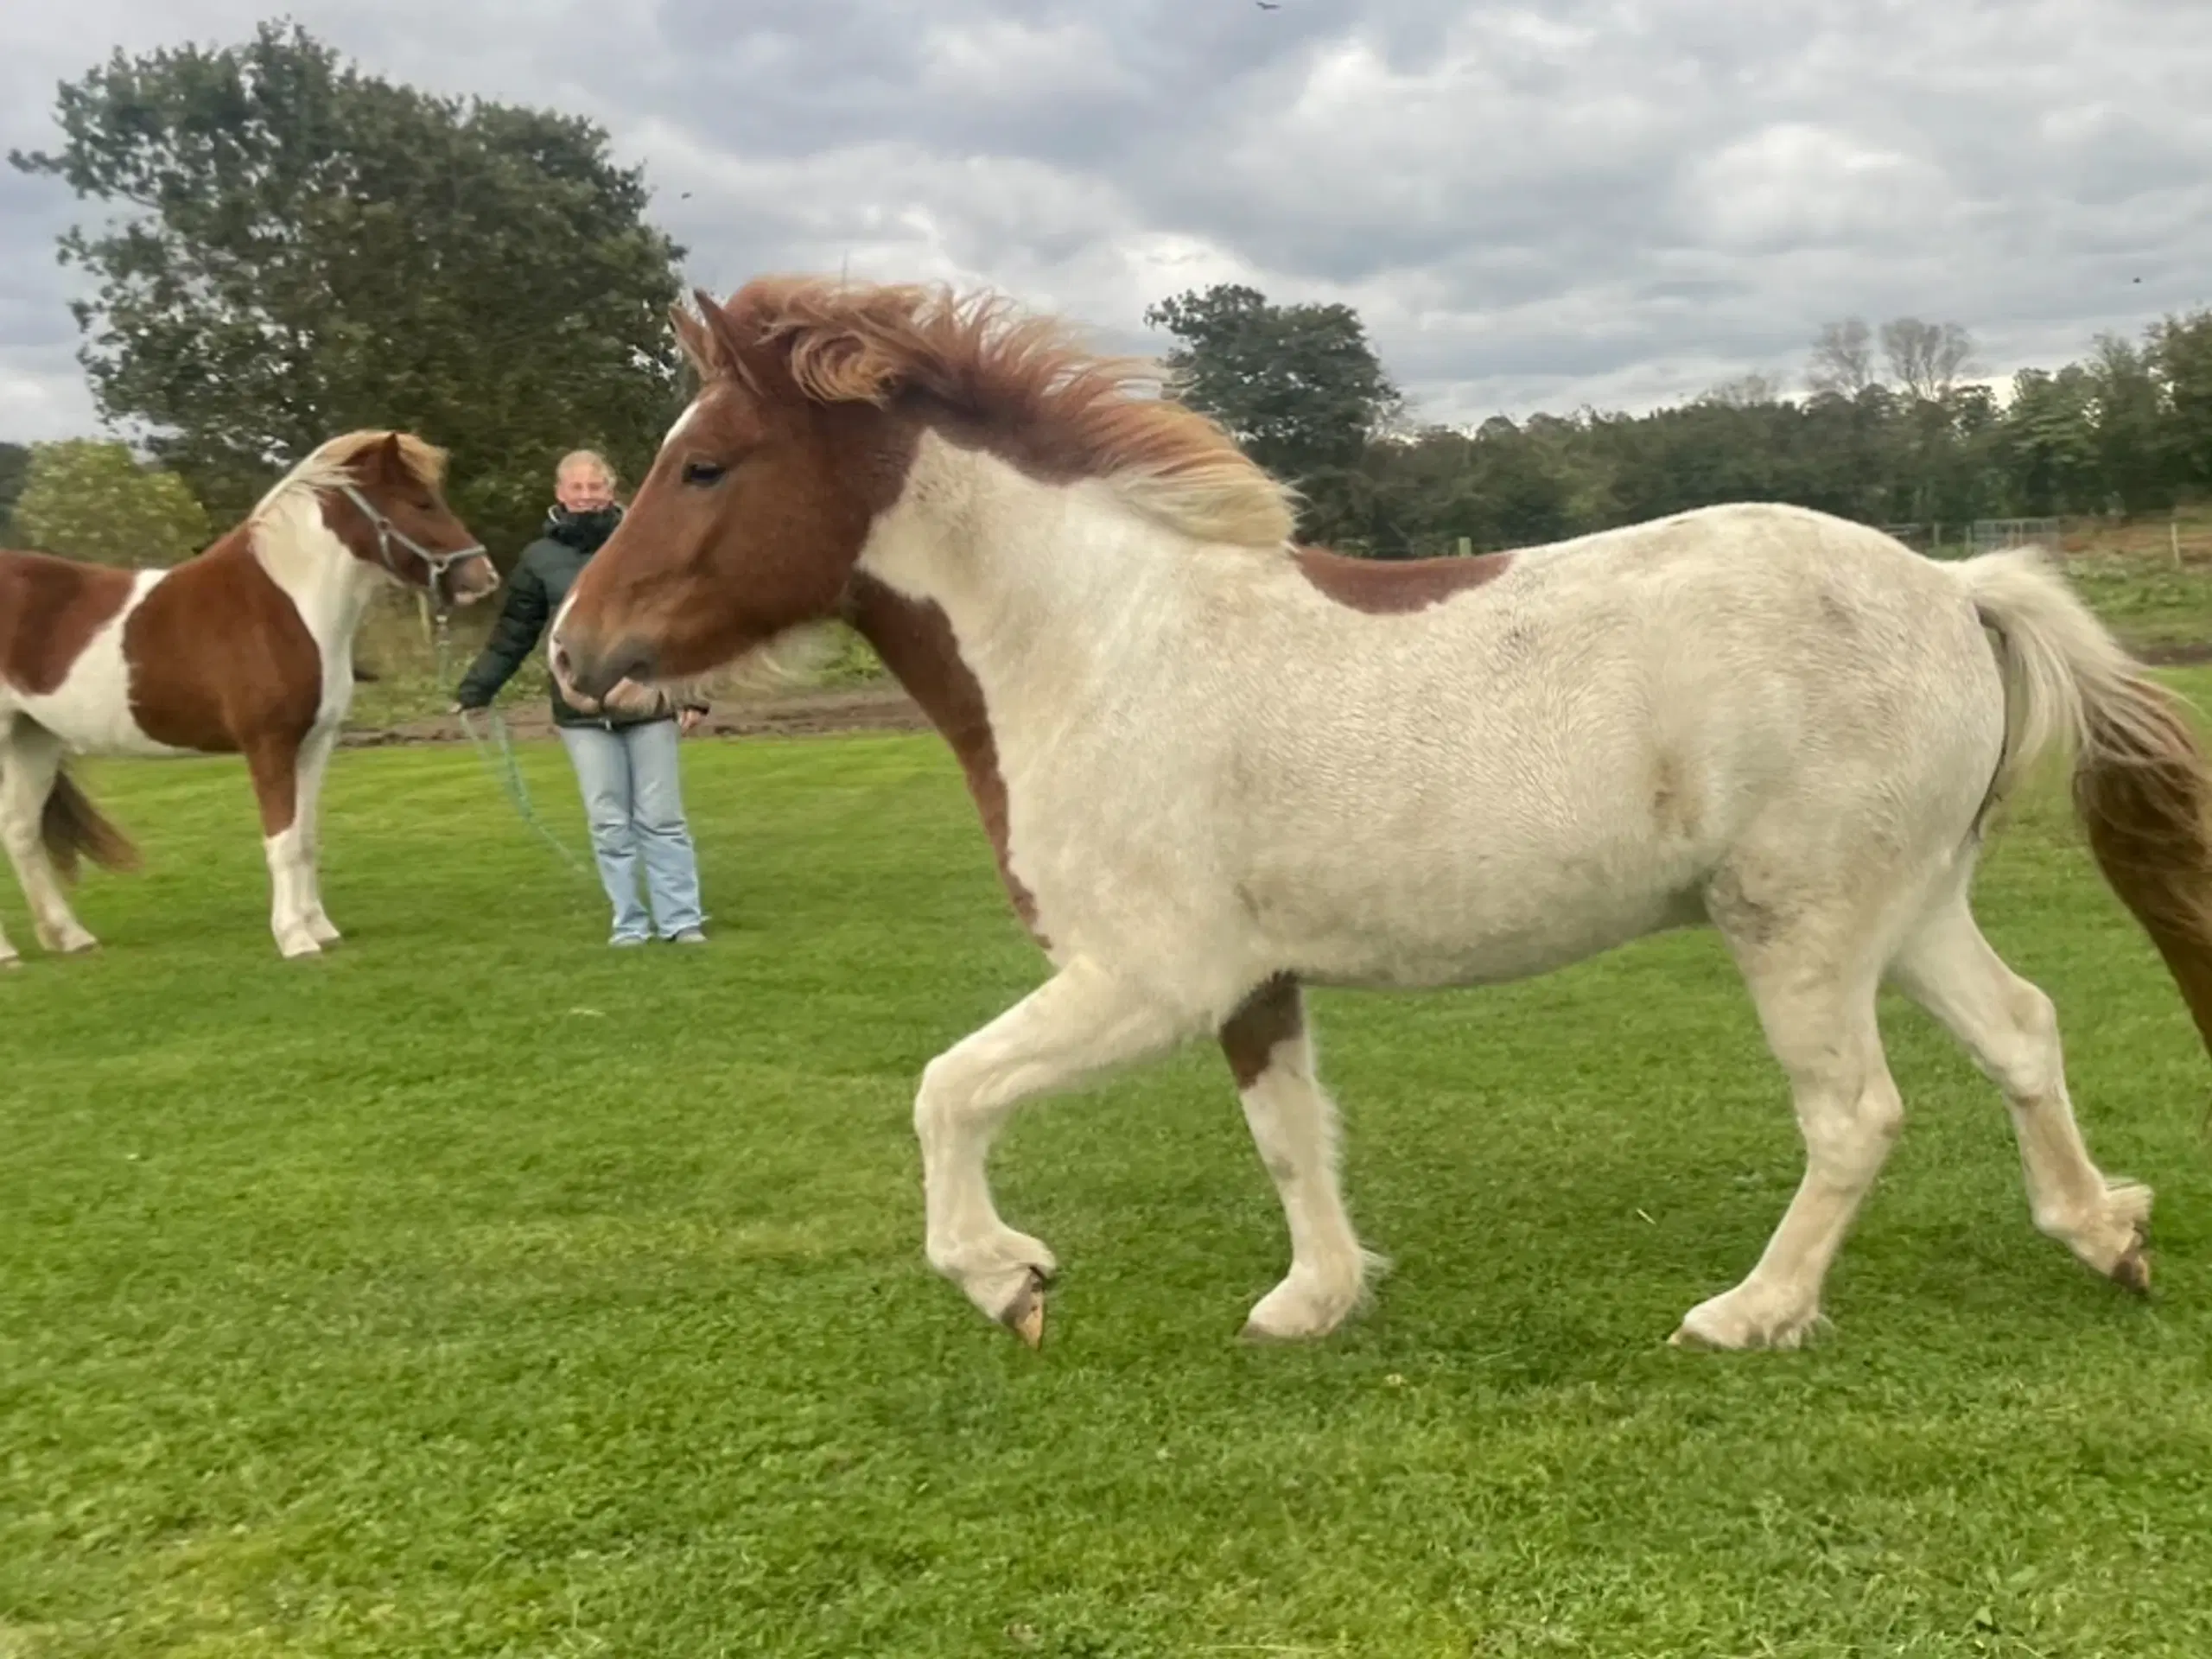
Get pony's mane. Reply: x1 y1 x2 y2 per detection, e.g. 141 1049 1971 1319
702 276 1300 550
250 429 449 525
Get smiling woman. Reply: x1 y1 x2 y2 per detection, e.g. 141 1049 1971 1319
454 448 712 949
548 272 2212 1365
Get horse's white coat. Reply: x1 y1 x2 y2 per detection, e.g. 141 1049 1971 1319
856 431 2159 1349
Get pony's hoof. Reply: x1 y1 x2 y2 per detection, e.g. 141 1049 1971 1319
276 932 323 959
2110 1243 2152 1294
997 1269 1049 1350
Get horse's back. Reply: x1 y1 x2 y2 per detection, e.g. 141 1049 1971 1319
0 549 139 703
0 554 195 756
1179 504 2008 988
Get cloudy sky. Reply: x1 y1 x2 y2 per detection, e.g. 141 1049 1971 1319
5 0 2210 442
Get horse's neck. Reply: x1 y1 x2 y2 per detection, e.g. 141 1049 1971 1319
859 445 1199 708
249 496 380 657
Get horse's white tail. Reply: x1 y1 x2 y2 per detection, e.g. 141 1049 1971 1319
1958 544 2212 1060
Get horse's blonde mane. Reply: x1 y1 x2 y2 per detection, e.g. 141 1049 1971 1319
703 276 1300 550
250 429 449 525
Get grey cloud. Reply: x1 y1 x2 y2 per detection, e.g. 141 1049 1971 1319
4 0 2212 441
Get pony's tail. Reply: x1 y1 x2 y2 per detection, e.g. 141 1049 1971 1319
1959 544 2212 1061
41 765 141 886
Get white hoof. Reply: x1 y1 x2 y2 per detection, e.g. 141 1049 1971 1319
306 910 342 945
1240 1268 1365 1343
35 918 99 954
1669 1284 1826 1352
276 928 323 959
933 1228 1058 1345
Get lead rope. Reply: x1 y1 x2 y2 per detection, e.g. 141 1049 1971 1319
434 610 596 881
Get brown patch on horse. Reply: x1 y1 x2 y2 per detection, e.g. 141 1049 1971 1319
1220 973 1303 1090
845 574 1045 944
0 550 134 696
2071 677 2212 1063
124 527 322 826
1291 546 1513 614
701 276 1299 549
42 767 140 883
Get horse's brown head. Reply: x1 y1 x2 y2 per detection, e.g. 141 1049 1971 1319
315 431 499 609
547 274 1294 705
550 284 918 702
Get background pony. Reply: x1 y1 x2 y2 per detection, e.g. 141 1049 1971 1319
0 430 496 963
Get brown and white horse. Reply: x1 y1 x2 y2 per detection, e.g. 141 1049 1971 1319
548 276 2212 1354
0 430 496 963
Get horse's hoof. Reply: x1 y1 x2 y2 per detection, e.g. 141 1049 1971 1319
998 1269 1048 1350
2110 1243 2152 1294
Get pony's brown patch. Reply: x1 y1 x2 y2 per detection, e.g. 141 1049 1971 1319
844 573 1045 944
124 528 323 779
0 550 133 696
1292 547 1513 614
700 276 1300 549
1220 974 1304 1090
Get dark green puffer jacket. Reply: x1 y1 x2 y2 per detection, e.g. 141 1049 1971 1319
453 505 705 731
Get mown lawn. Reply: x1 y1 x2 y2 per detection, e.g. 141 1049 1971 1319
6 683 2212 1657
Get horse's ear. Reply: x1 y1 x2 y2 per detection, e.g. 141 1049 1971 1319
695 288 771 399
670 298 721 382
373 433 407 480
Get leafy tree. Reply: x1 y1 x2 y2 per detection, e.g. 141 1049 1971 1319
0 442 28 543
1997 366 2099 514
2150 308 2212 495
11 438 211 564
10 19 688 559
2084 334 2176 516
1143 283 1402 542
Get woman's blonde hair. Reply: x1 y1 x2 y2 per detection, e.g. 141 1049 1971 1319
556 448 620 490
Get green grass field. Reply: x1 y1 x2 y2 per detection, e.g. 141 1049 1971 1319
8 682 2212 1657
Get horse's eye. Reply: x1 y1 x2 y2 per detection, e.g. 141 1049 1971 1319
682 460 728 486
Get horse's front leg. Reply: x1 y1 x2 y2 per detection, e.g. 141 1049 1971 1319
915 957 1195 1344
244 735 317 958
292 723 342 945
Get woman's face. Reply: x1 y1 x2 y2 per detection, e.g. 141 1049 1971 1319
556 462 615 513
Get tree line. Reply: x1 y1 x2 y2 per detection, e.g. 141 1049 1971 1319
5 18 2208 571
1146 287 2212 559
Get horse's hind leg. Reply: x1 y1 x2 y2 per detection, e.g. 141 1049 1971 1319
1217 976 1381 1340
0 721 98 955
1888 886 2150 1291
1675 871 1907 1351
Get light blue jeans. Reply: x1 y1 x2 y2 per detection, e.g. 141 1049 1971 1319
556 718 706 942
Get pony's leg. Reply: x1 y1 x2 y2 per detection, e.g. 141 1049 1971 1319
292 723 341 944
1218 976 1380 1340
1889 889 2150 1289
915 955 1196 1338
1675 893 1904 1351
0 721 98 955
245 737 317 958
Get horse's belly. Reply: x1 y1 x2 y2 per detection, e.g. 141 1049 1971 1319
16 688 190 758
1237 829 1707 991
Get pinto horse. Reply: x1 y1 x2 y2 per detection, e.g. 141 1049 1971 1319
0 430 496 963
549 276 2212 1353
